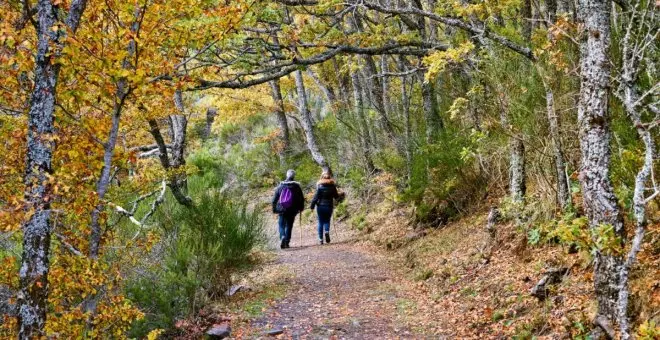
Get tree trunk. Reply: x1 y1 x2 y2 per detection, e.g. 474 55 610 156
380 56 394 124
167 90 191 206
350 13 396 138
306 67 337 116
89 105 121 258
617 86 655 340
18 1 88 337
576 0 624 330
421 77 443 142
522 0 533 41
542 82 572 211
89 5 139 258
399 57 414 184
333 58 351 115
350 66 377 174
510 137 526 205
412 0 443 142
616 8 656 337
546 0 558 23
269 79 290 160
362 55 396 136
203 107 217 140
293 70 331 173
497 91 526 215
170 91 188 168
147 117 193 207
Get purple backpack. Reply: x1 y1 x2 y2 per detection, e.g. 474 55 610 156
279 186 294 210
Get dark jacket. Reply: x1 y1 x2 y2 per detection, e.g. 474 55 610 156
310 179 340 209
272 180 305 214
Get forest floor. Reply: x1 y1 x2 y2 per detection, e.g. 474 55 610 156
211 198 659 339
222 215 447 339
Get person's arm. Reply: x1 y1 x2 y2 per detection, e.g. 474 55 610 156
272 185 281 213
310 186 319 210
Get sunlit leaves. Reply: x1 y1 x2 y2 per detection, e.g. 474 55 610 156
423 41 474 82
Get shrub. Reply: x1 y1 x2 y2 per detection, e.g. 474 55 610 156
126 173 265 337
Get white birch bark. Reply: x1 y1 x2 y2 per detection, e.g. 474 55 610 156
576 0 624 330
294 70 331 173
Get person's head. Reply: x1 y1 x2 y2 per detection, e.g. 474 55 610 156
285 169 296 181
320 172 332 181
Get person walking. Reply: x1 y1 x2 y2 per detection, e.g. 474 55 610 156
272 169 305 249
310 172 341 245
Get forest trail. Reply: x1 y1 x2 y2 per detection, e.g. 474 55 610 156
236 217 436 339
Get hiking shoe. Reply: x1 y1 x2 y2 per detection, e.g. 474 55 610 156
325 232 331 244
319 239 324 245
280 240 286 249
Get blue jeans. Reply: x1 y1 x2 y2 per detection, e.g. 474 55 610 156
316 205 333 240
278 213 297 244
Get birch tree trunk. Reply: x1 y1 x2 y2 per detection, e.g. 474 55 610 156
350 66 377 174
349 13 396 138
18 1 87 337
412 0 443 142
170 91 188 168
399 57 414 184
509 137 527 206
496 89 527 222
616 4 657 337
542 80 572 211
269 79 290 160
576 0 624 330
89 5 140 259
294 70 331 173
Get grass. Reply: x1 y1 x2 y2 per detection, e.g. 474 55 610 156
236 285 287 318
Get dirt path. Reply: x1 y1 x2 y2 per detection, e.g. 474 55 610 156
237 217 434 339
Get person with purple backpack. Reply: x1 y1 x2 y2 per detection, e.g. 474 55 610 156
272 169 305 249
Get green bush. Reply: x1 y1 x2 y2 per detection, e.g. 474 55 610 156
126 172 265 337
404 129 487 225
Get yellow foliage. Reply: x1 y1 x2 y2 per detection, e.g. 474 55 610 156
423 42 474 82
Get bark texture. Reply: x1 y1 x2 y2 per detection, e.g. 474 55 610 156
294 70 331 173
398 57 414 184
147 115 192 207
509 137 527 205
576 0 624 328
269 79 290 160
350 66 377 174
18 0 88 337
616 5 657 337
543 82 571 211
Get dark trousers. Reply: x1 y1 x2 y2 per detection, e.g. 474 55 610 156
278 212 297 244
316 205 333 239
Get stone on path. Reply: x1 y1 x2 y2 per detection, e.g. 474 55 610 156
206 323 231 339
226 284 251 297
266 327 284 336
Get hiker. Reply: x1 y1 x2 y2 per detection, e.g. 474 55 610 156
310 172 342 245
272 169 305 249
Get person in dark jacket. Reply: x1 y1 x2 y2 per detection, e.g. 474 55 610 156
310 172 341 244
272 169 305 249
